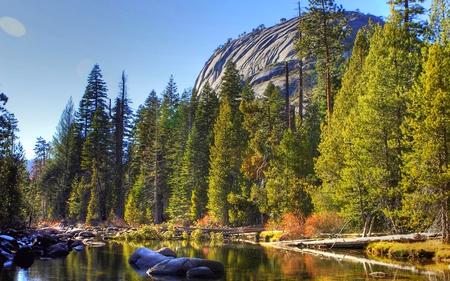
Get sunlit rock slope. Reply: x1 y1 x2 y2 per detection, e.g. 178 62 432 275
194 12 383 98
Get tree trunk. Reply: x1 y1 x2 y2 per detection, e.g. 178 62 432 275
285 62 291 129
442 188 449 243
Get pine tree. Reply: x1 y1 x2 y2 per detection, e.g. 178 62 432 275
52 97 80 218
207 60 247 225
185 83 219 221
155 76 180 223
76 64 113 222
111 71 133 219
263 129 313 220
297 0 350 119
0 93 28 227
167 88 195 224
240 81 287 223
32 137 52 218
339 11 422 232
402 42 450 240
401 0 450 242
125 91 159 225
315 29 372 229
86 159 102 223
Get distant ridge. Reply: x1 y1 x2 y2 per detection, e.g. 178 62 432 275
194 12 383 98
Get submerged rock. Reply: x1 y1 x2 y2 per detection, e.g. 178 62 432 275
129 247 224 279
147 257 224 276
186 266 216 278
128 247 173 270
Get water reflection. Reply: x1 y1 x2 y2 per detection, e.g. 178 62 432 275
2 240 448 280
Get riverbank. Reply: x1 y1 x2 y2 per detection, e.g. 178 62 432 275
260 233 450 278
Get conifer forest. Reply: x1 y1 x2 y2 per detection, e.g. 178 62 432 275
2 0 450 242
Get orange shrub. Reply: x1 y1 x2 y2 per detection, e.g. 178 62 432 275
279 211 306 240
196 213 215 228
304 211 345 238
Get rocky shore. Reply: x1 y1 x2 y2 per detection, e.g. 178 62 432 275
0 226 113 270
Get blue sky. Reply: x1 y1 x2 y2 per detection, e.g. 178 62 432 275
0 0 429 159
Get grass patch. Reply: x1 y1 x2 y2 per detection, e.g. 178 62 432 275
260 230 284 242
367 239 450 260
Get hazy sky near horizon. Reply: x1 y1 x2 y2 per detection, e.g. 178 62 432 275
1 0 430 160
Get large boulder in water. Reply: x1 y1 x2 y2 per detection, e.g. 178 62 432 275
129 247 224 279
147 257 224 277
128 247 173 270
13 246 34 268
46 242 69 257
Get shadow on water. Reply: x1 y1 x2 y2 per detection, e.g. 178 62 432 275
2 240 450 280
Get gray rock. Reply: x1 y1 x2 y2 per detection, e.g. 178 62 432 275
47 242 69 257
156 247 177 258
147 257 224 276
128 247 173 270
186 266 216 278
194 12 383 99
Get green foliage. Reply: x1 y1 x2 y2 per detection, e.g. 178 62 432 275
315 29 371 222
207 60 248 225
124 172 153 225
262 129 314 219
401 41 450 241
297 0 350 117
127 90 159 225
155 75 181 223
0 93 28 227
86 159 101 223
190 229 206 242
186 83 219 222
123 225 161 241
210 232 224 246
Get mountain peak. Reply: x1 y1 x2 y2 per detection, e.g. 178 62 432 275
194 11 383 98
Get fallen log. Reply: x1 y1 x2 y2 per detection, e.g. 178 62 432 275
292 233 439 250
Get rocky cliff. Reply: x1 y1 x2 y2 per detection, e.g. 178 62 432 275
194 12 383 98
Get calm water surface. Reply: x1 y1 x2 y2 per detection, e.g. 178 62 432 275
1 240 448 280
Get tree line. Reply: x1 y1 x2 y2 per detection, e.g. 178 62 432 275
2 0 450 242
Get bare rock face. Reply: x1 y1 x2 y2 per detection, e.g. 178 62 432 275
194 12 383 98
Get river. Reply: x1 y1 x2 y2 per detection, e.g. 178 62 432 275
1 240 448 280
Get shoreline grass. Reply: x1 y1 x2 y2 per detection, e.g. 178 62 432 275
366 239 450 261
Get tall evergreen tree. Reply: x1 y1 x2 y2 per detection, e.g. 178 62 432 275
297 0 350 119
76 64 113 222
263 129 314 220
0 93 28 227
182 83 219 221
111 71 133 218
337 10 421 233
125 90 159 225
47 97 80 219
240 81 287 223
167 88 195 224
207 60 247 225
315 29 373 231
155 75 180 223
401 0 450 242
32 137 51 218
